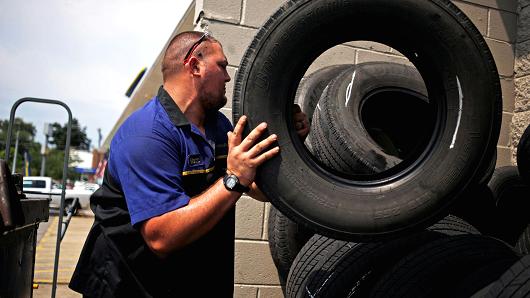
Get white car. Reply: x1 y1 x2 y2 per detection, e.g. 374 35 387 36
22 176 98 210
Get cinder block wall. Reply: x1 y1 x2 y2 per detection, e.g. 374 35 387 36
193 0 521 297
512 1 530 161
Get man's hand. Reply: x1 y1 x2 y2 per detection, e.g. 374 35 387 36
293 104 310 141
227 115 280 186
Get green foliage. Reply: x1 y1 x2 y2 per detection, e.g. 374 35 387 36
0 118 42 175
49 118 91 150
45 149 81 180
1 117 90 180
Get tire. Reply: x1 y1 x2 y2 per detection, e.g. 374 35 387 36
488 166 530 245
285 215 478 298
448 182 497 236
517 124 530 184
370 235 518 298
515 225 530 255
453 257 519 297
233 0 502 240
295 64 352 123
478 254 530 298
298 64 352 153
268 205 314 289
308 62 430 175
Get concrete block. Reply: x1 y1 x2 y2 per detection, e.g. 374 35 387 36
516 40 530 78
515 75 530 112
498 112 513 147
196 0 242 24
236 195 265 240
357 49 412 66
198 18 257 66
458 0 517 12
501 77 515 112
262 202 271 240
220 107 233 123
453 1 488 35
242 0 285 28
225 66 238 109
496 146 513 167
511 110 530 153
488 9 517 43
258 286 284 298
235 240 281 285
517 5 530 43
485 38 515 77
305 45 357 76
520 0 530 11
345 41 392 54
234 285 258 298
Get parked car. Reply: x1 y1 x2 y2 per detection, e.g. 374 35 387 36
22 176 97 210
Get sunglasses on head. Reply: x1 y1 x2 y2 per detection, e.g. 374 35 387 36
183 32 209 65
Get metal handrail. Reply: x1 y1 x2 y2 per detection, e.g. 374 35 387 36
5 98 72 298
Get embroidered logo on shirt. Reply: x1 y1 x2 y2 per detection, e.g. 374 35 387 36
188 154 202 166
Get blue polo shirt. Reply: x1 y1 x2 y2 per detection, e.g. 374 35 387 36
108 86 232 226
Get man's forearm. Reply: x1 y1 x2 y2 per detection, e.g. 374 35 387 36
140 178 240 257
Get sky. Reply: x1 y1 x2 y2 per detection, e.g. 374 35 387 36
0 0 192 149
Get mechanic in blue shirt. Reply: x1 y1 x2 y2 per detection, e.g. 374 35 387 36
70 31 309 297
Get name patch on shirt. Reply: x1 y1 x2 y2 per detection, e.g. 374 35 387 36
188 154 202 166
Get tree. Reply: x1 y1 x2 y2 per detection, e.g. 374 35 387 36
49 118 91 150
0 118 42 175
45 149 81 181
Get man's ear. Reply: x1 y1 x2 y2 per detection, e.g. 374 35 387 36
188 57 201 76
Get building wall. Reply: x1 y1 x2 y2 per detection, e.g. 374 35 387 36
193 0 522 297
513 1 530 161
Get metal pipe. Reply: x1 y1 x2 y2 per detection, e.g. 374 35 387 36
11 130 19 174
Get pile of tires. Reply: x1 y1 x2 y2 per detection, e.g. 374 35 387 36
232 0 530 296
234 0 501 241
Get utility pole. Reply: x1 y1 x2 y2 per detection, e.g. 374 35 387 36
40 123 52 177
11 130 19 174
98 128 102 148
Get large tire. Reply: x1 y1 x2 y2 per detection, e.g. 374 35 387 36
296 64 352 123
488 166 530 245
370 235 519 298
268 205 313 289
448 182 497 236
516 225 530 255
285 215 479 298
517 124 530 184
477 255 530 298
233 0 502 240
308 62 430 175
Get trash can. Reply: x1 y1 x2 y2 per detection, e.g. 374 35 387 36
0 159 49 298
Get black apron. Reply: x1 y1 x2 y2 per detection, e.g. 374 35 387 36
69 160 234 298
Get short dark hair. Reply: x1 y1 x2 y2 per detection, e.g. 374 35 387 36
161 31 218 82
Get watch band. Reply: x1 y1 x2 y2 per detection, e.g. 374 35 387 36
223 173 250 193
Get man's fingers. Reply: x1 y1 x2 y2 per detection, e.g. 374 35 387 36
252 146 280 166
240 122 268 151
294 111 307 122
248 134 277 158
230 115 247 145
293 104 302 114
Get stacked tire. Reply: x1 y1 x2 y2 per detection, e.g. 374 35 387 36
229 0 530 296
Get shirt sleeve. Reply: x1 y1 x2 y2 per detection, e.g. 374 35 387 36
112 134 190 226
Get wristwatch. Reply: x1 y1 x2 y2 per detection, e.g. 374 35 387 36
223 173 250 193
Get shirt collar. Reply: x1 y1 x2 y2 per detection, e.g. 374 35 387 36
157 86 189 127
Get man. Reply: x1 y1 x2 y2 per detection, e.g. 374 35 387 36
70 31 309 297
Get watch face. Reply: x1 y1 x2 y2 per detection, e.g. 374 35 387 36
226 177 237 189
